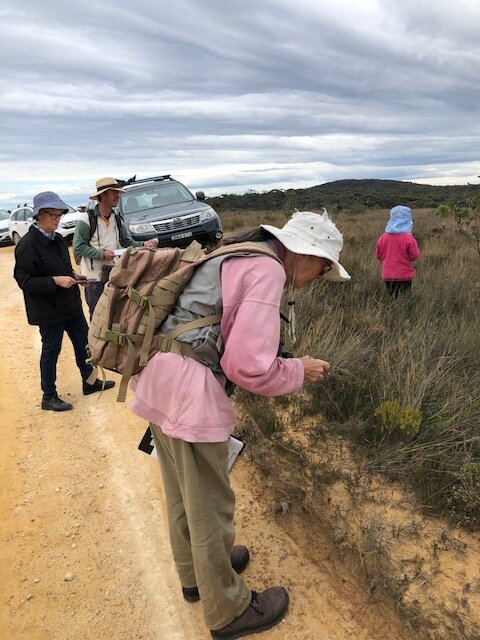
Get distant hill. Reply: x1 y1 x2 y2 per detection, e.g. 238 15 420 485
207 179 480 212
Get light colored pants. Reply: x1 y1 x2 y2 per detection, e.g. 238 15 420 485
150 424 251 630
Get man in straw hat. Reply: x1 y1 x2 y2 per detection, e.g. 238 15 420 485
14 191 115 411
73 177 158 318
129 210 350 638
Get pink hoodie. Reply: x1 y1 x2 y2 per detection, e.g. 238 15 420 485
375 233 420 281
129 255 304 443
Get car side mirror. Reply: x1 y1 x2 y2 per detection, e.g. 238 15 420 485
195 191 205 201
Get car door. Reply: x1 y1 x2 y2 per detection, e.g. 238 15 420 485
10 208 33 243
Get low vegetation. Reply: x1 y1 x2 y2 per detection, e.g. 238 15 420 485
229 206 480 529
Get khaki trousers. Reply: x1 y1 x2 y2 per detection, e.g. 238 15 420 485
150 424 251 630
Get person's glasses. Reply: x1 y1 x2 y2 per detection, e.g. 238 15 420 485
43 210 64 219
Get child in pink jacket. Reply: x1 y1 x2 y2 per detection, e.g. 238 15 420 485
375 205 420 296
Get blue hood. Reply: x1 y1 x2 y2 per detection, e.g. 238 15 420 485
386 205 413 234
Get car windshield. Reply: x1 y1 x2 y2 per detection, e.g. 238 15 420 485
120 184 193 215
0 209 10 220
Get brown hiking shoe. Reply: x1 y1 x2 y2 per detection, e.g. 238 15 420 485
210 587 289 639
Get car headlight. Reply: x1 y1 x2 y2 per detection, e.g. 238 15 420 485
129 222 156 234
199 207 216 222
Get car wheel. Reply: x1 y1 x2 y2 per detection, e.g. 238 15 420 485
12 232 21 245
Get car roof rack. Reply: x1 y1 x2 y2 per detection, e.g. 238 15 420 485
116 174 173 187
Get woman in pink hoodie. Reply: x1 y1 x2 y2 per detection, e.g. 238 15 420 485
375 205 421 296
130 211 350 639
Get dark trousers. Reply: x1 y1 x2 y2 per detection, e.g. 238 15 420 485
85 282 105 320
385 280 412 297
39 314 93 399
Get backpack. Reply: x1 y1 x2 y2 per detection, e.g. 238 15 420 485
73 209 124 265
87 240 281 401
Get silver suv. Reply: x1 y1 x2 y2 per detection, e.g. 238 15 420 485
117 175 223 248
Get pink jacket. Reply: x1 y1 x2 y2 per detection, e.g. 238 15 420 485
375 233 420 281
129 255 304 443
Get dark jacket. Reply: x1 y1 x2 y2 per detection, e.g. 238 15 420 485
14 225 84 326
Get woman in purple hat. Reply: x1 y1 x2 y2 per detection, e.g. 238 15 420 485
13 191 115 411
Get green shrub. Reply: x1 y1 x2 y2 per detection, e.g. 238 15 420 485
374 401 422 440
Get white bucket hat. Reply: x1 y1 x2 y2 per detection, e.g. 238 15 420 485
261 210 350 282
90 177 126 200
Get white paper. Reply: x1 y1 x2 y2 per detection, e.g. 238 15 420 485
113 248 127 256
227 435 246 470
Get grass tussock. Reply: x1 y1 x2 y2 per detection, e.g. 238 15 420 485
232 208 480 528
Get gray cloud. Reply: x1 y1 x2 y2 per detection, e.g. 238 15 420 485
0 0 479 207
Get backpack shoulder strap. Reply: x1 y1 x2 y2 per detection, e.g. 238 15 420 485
87 209 97 242
114 210 124 229
204 241 282 264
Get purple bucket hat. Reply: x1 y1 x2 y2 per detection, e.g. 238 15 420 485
33 191 69 217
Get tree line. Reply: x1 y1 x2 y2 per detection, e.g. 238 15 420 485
207 178 480 212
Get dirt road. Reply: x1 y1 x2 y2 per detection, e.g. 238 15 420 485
0 245 414 640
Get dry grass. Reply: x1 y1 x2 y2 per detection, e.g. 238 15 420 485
230 207 480 528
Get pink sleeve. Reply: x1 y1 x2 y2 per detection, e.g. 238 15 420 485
219 256 304 396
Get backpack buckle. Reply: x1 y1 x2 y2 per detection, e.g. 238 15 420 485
105 330 125 345
157 335 172 352
129 287 148 309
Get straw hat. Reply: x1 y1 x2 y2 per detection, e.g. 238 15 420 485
90 177 125 200
261 210 350 282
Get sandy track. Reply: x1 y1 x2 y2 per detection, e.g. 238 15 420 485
0 245 414 640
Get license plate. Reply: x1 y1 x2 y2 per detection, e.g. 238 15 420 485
171 231 193 240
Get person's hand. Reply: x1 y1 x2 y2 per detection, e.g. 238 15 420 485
53 275 77 289
144 238 158 248
300 356 330 383
103 250 115 260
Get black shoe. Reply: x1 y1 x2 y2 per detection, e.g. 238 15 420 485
182 545 250 603
42 395 73 412
83 379 115 395
230 545 250 574
210 587 289 639
182 586 201 603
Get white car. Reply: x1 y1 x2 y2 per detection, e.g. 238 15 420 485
0 208 13 246
9 205 81 245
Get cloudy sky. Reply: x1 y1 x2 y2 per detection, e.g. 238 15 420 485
1 0 479 208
